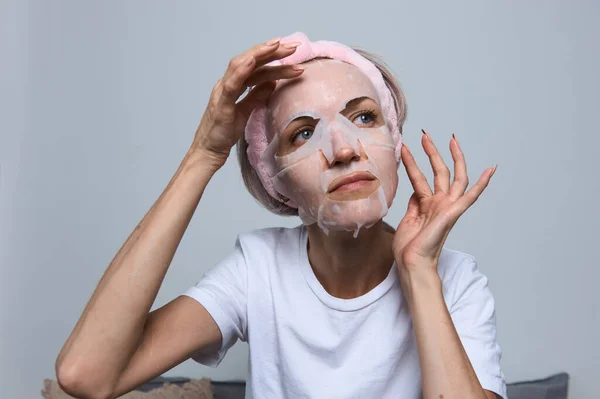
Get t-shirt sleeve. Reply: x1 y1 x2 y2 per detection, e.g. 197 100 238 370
181 237 248 367
448 256 507 399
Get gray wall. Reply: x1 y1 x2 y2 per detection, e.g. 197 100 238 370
2 1 598 398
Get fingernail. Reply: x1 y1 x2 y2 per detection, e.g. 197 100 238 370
491 164 498 177
452 133 462 150
292 64 305 71
266 37 280 46
283 42 301 49
421 128 430 140
403 143 411 153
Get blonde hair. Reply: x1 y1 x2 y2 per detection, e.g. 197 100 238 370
236 48 407 216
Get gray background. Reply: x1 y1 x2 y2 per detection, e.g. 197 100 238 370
2 0 599 398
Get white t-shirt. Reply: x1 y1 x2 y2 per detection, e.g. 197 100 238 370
182 225 507 399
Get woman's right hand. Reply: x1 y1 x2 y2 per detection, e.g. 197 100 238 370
191 37 304 168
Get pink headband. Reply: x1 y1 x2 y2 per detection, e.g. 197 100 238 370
244 32 402 207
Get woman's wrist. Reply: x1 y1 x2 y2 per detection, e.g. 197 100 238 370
398 265 443 310
182 145 228 175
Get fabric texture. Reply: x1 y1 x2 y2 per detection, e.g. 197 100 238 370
182 225 507 399
41 378 213 399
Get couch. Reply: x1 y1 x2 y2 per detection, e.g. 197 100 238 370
135 373 569 399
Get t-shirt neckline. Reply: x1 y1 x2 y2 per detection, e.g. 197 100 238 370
297 225 398 312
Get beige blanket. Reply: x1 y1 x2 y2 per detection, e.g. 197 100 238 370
42 378 213 399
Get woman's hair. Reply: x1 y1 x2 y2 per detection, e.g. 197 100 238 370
236 48 407 216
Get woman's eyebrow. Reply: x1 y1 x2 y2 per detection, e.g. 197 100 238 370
284 116 317 131
341 96 375 112
282 110 320 131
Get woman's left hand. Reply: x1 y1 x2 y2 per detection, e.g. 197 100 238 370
393 130 496 282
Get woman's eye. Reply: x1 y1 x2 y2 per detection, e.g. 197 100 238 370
354 112 375 126
293 129 313 143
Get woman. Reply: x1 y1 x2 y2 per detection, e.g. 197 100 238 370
56 32 506 399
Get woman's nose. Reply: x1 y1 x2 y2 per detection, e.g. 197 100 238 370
331 145 360 165
329 129 360 166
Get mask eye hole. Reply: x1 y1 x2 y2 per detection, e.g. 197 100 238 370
291 127 314 144
277 117 320 156
352 110 378 127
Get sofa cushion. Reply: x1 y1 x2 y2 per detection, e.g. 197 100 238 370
134 372 570 399
506 372 569 399
212 381 246 399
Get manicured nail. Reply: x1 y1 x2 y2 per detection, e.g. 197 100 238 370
266 37 280 46
421 128 430 140
292 64 305 71
452 133 462 150
490 164 498 177
403 143 411 153
283 42 301 49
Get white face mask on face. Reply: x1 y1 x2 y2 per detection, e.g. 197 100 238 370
262 59 399 237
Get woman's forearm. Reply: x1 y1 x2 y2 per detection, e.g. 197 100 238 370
56 149 220 383
403 266 489 399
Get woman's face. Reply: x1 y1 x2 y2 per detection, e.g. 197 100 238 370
263 59 399 236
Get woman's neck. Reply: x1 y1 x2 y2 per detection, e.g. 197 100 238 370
306 220 396 299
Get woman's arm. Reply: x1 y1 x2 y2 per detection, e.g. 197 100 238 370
55 38 305 399
393 131 503 398
55 150 221 398
403 267 499 399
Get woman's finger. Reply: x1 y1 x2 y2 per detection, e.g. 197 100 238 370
219 39 284 104
237 81 277 121
405 192 421 219
220 56 258 104
401 143 434 199
245 64 304 87
448 133 469 200
451 166 496 215
219 40 304 105
254 42 301 67
421 129 451 194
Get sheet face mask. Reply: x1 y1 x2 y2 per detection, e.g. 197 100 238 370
261 60 399 237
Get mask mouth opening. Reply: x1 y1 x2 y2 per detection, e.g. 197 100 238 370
327 171 376 193
326 180 381 202
326 171 380 201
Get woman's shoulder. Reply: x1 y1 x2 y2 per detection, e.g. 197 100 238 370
437 246 483 287
438 247 493 306
438 247 477 273
235 224 306 257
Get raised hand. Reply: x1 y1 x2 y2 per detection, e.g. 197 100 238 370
192 38 305 167
393 129 497 278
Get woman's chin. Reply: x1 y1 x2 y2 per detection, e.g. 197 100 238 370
321 218 383 235
316 201 388 234
296 185 392 235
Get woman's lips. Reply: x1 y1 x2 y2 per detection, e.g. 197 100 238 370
327 171 377 193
